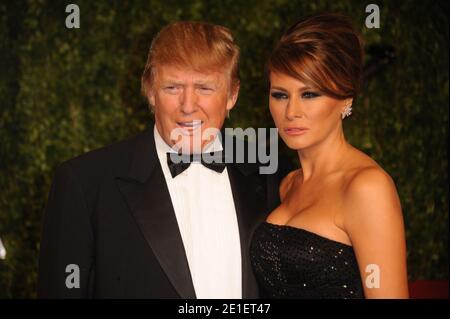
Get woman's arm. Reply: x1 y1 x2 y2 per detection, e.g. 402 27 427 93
343 167 409 298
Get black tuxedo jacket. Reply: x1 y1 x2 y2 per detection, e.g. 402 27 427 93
37 125 289 298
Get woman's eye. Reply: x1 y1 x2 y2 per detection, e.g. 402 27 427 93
271 92 288 100
302 91 320 99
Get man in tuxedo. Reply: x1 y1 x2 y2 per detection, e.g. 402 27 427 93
38 21 288 298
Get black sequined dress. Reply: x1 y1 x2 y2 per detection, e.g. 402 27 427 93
250 222 365 299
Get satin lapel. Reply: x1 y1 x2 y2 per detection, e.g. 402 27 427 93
115 127 196 298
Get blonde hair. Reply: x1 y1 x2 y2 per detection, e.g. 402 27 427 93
141 21 240 96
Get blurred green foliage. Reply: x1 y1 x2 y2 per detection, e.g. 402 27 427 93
0 0 448 298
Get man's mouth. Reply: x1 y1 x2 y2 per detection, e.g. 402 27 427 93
177 120 203 129
175 120 204 136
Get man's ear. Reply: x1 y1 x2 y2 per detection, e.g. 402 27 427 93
148 93 156 107
142 79 156 108
226 82 240 111
147 87 156 108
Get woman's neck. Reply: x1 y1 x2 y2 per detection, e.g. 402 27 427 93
297 131 351 182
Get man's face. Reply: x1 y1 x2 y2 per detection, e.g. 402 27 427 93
148 65 238 153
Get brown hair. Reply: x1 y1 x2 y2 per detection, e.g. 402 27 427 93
141 21 240 96
267 12 364 99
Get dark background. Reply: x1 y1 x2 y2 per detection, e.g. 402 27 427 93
0 0 448 298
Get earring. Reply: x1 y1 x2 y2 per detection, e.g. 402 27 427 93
227 110 230 119
341 104 352 119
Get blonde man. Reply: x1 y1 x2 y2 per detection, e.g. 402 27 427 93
38 21 288 298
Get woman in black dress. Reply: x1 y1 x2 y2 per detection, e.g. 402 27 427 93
250 13 409 299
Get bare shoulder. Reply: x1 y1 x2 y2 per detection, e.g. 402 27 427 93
346 165 395 197
339 145 402 217
342 160 402 226
342 147 396 197
279 169 301 201
344 164 397 201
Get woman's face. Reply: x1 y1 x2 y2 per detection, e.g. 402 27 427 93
269 71 351 151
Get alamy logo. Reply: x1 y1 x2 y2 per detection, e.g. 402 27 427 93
365 4 380 29
365 264 380 289
65 264 80 289
65 4 80 29
168 126 279 174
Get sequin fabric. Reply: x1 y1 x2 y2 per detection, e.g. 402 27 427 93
250 222 365 299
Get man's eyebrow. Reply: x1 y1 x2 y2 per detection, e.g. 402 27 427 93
160 80 184 85
194 81 218 86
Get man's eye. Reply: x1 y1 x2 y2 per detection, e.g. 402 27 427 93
164 85 177 90
163 86 180 93
270 92 288 100
199 87 214 93
302 91 321 99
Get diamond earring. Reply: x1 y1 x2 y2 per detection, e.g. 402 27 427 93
341 104 353 119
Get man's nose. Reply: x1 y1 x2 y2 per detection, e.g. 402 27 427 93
180 87 197 114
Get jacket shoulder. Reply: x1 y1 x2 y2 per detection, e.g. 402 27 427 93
57 128 152 179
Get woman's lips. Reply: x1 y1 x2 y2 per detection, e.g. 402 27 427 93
284 127 309 136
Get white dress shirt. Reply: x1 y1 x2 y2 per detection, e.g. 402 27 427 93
153 125 242 299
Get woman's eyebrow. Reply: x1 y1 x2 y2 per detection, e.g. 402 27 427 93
270 85 314 91
270 86 288 91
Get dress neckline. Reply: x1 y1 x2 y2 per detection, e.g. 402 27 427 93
263 221 353 248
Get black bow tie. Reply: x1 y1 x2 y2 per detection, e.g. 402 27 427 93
166 151 226 178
